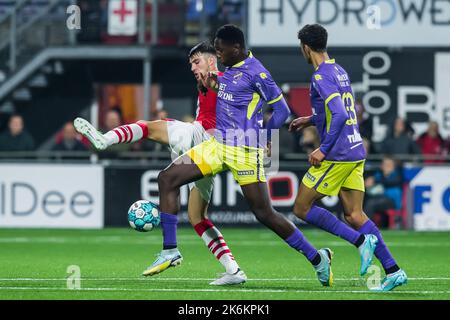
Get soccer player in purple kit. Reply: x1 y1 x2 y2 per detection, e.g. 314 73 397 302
289 24 408 291
146 24 336 287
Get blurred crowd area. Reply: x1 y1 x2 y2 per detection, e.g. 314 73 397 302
2 103 449 161
0 0 448 163
0 0 245 47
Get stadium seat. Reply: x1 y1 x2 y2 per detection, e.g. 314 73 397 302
385 209 402 230
373 183 410 230
386 183 410 229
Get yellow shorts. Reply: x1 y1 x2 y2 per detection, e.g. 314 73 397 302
302 160 365 196
186 137 266 186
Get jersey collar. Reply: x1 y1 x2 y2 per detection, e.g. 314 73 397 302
315 58 335 70
231 51 254 68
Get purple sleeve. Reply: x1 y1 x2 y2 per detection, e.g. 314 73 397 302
313 75 347 155
252 71 288 141
252 71 282 104
266 97 291 141
319 96 347 155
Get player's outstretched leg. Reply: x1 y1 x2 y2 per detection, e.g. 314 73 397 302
242 182 333 287
74 117 168 150
143 156 205 277
188 187 246 285
339 189 407 291
293 183 378 276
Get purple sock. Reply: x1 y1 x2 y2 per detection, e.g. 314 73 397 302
305 205 361 245
160 212 178 249
285 228 319 265
359 220 397 270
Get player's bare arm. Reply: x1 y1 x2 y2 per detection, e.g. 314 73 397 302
289 115 314 132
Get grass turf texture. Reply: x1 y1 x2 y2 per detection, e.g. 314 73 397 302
0 227 449 300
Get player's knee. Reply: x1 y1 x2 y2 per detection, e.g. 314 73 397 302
137 120 149 129
249 204 272 223
292 202 310 220
250 201 268 214
157 169 174 191
187 215 199 227
344 211 364 227
137 120 155 139
187 210 203 226
256 208 283 227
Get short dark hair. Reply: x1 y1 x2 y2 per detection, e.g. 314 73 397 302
215 24 245 49
9 113 22 120
297 24 328 52
189 41 216 58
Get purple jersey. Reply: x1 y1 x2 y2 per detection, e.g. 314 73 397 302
215 52 283 148
310 59 366 161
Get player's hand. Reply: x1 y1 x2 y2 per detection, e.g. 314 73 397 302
200 71 219 92
289 116 313 132
309 148 325 167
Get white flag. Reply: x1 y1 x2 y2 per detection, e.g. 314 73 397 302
108 0 138 36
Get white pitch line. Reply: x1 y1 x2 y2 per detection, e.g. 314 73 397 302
0 237 450 247
0 286 449 295
0 277 449 281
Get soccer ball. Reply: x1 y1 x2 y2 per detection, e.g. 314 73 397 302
127 200 161 232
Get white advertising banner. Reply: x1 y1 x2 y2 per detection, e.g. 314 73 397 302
249 0 450 47
410 167 450 231
0 164 104 229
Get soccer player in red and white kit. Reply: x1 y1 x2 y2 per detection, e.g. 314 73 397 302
74 42 246 285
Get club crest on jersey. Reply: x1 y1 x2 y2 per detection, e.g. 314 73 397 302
233 72 243 84
260 72 267 79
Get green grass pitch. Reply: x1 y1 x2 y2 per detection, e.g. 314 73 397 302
0 227 449 300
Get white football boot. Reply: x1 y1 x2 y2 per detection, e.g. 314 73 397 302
73 117 108 150
209 269 247 286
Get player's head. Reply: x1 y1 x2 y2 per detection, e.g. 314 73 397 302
214 24 246 67
189 41 217 82
297 24 328 64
